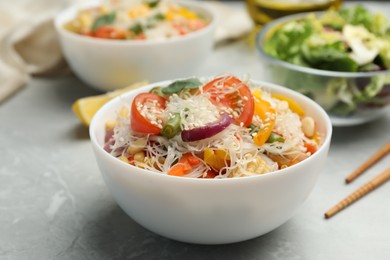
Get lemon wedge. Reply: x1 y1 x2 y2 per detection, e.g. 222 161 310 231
72 81 148 126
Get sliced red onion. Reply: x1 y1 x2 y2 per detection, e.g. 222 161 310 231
104 129 114 153
181 113 232 142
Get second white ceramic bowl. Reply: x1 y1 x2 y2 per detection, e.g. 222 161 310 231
54 1 217 91
90 79 332 244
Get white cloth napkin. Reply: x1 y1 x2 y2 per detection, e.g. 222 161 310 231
0 0 253 103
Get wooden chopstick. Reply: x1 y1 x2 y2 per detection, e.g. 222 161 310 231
325 167 390 219
345 141 390 184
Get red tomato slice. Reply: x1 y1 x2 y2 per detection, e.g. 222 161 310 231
94 26 127 39
202 76 254 127
131 93 166 134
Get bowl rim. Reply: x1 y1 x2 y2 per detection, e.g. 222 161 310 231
89 77 333 183
256 11 390 78
54 0 218 46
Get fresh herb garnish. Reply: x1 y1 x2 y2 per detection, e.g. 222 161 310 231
129 23 143 35
92 12 116 31
153 13 165 21
162 78 202 94
145 0 160 8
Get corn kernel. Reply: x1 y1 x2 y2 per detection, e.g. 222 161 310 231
118 107 129 117
119 156 129 164
105 120 117 130
134 152 145 162
126 138 146 155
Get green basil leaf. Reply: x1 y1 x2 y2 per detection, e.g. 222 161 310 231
129 23 143 35
92 12 116 32
162 78 202 94
146 0 160 8
153 13 165 21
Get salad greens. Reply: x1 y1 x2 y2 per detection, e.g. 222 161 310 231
263 5 390 116
264 5 390 72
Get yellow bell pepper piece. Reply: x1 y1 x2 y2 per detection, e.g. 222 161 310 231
271 94 305 116
204 148 229 171
178 8 197 20
252 90 276 146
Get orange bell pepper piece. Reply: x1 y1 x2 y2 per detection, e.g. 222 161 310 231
252 90 276 146
168 153 201 177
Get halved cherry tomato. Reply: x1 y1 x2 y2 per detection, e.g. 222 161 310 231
131 93 166 134
201 76 254 127
94 26 127 39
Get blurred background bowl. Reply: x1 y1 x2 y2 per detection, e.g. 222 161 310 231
245 0 342 27
256 12 390 127
89 79 332 244
54 0 217 92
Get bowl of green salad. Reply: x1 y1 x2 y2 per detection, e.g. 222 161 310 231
257 5 390 126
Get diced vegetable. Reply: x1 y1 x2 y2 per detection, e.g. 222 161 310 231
267 132 285 143
304 141 318 155
202 170 217 179
252 90 276 146
129 23 143 35
181 113 232 142
271 94 305 116
95 26 127 39
168 153 201 176
204 148 229 171
161 113 181 138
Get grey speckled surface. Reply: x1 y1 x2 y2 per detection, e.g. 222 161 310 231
1 2 390 260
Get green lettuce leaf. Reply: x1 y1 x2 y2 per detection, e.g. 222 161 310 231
301 41 358 72
264 19 313 63
339 5 372 30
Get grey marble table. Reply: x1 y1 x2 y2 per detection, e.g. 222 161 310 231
1 2 390 260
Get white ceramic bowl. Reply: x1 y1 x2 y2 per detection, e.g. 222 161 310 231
54 1 217 91
89 79 332 244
